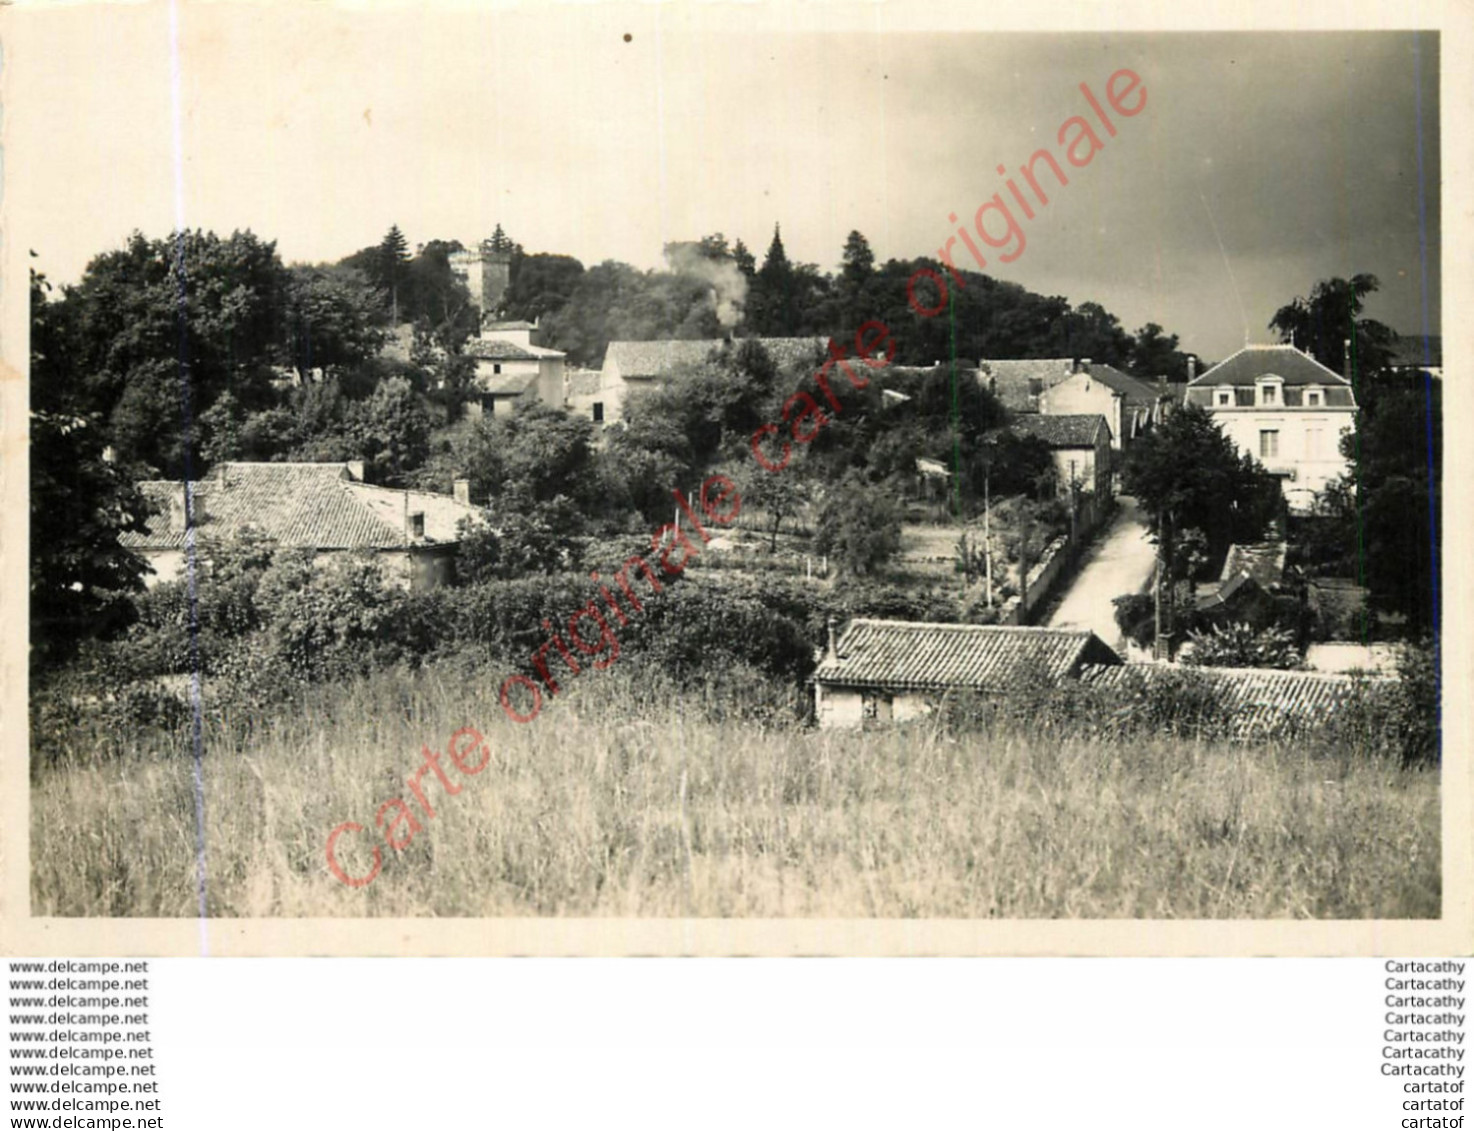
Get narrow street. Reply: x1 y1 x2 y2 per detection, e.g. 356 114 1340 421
1045 496 1157 651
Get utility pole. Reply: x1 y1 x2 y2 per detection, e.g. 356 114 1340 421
984 464 993 608
1153 553 1164 660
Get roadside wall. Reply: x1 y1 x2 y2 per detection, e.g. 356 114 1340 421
998 494 1113 625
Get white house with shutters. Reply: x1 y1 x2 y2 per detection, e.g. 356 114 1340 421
1183 344 1357 514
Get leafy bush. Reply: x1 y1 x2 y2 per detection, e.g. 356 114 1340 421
813 473 902 578
1113 592 1156 649
1389 639 1439 767
936 663 1230 744
259 553 414 681
455 492 586 583
1106 666 1230 740
1184 623 1302 670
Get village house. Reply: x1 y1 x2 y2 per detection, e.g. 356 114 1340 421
563 366 606 421
1184 344 1356 514
122 461 482 591
464 320 567 419
1192 541 1289 632
813 619 1122 728
975 358 1080 414
1038 359 1171 450
1009 413 1113 499
591 336 830 424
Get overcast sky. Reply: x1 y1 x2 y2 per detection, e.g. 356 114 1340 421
8 6 1440 363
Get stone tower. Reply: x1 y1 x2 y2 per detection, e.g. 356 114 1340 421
479 223 516 319
447 224 516 321
480 244 512 317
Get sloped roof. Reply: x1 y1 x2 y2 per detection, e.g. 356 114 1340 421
814 619 1122 692
1189 344 1348 387
466 337 564 361
1221 542 1287 588
478 370 539 396
603 337 828 379
1010 413 1108 449
121 463 480 552
1080 662 1389 740
1076 363 1170 406
1194 572 1267 614
976 358 1077 412
483 319 536 332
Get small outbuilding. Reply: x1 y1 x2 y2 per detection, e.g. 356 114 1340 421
813 618 1122 728
1009 413 1113 499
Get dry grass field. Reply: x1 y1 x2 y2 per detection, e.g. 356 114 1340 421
30 665 1439 919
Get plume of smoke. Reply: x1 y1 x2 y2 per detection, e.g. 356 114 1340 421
664 243 748 329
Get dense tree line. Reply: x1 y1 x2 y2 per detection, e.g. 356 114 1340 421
502 225 1196 376
33 216 1435 686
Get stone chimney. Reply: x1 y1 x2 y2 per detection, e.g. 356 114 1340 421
1187 356 1197 383
1343 338 1353 382
453 479 471 507
825 617 839 664
346 460 365 482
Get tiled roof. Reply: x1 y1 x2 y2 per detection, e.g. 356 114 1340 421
1189 344 1349 388
1221 542 1287 588
814 619 1122 692
1080 662 1390 740
1076 363 1170 406
466 337 564 361
121 463 480 552
603 337 828 379
1010 413 1108 449
1388 335 1442 369
1194 572 1267 613
976 358 1077 412
478 370 539 396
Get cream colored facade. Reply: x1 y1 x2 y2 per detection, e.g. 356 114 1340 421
1185 345 1357 515
466 321 567 417
814 685 937 728
1209 401 1353 510
1039 365 1165 450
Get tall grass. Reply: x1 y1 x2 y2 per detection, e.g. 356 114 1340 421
30 664 1438 918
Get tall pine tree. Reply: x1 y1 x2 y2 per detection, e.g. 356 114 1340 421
376 224 411 323
838 230 876 330
748 224 798 336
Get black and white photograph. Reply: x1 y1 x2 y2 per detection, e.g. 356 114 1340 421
4 3 1463 950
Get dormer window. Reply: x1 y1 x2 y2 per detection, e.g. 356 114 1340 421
1261 384 1276 405
1305 386 1323 407
1215 389 1233 408
1256 377 1283 407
